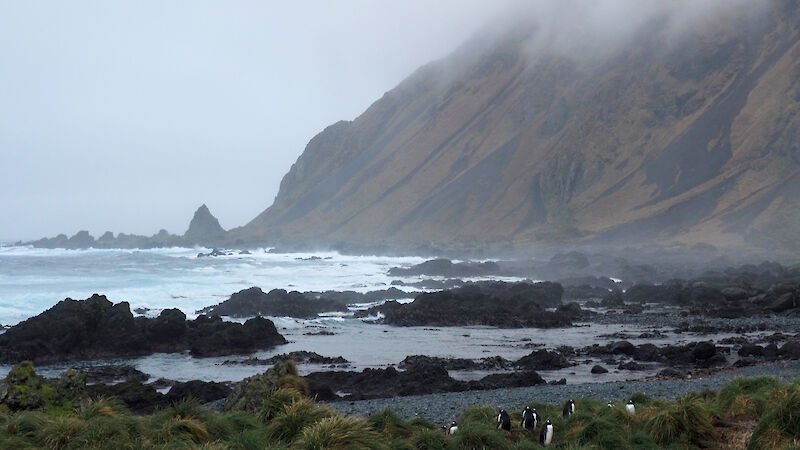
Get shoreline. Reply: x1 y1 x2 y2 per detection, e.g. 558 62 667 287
325 360 800 422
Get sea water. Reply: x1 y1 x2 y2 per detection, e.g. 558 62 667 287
0 245 763 383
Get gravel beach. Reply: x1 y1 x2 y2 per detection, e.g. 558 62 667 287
325 360 800 422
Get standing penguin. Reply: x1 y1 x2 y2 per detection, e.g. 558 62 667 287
626 400 636 415
562 399 575 417
521 406 539 430
447 421 458 435
540 419 554 446
497 409 511 431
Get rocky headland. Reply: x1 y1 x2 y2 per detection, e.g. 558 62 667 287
0 294 287 364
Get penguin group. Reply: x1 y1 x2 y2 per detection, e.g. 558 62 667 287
440 399 636 446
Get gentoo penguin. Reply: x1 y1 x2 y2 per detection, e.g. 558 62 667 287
521 406 539 430
607 402 614 408
626 400 635 415
446 421 458 435
497 409 511 431
540 419 554 446
562 399 575 417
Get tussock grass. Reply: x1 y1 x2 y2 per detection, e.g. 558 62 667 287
294 415 382 449
717 376 779 419
747 383 800 449
78 397 130 420
368 408 413 439
409 429 447 450
449 420 510 450
646 393 715 447
2 372 799 449
265 399 333 443
260 388 305 423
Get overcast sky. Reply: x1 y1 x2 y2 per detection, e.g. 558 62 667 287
0 0 522 241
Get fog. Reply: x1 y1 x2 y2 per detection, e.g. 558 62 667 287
0 0 765 241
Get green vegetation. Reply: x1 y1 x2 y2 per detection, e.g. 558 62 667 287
1 361 799 448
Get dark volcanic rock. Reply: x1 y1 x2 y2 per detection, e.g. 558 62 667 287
199 287 349 318
221 351 349 366
305 361 545 400
515 350 571 370
87 380 167 415
83 365 149 384
359 281 569 328
609 341 636 356
166 380 231 404
305 362 460 400
387 258 500 278
590 365 608 374
617 361 650 371
738 344 764 358
398 355 511 371
779 340 800 359
0 294 287 364
471 371 546 389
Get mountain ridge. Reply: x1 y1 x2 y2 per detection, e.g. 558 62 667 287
230 0 799 254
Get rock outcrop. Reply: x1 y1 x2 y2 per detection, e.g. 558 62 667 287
357 281 571 328
0 294 287 364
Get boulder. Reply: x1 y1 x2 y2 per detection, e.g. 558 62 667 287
779 341 800 359
516 350 571 370
590 365 608 374
609 341 636 356
166 380 231 404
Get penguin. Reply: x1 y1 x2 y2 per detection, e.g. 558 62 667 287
626 400 635 415
521 406 539 430
539 419 554 446
497 409 511 431
607 402 614 408
447 421 458 435
562 399 575 417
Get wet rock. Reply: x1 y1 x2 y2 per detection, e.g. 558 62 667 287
358 281 568 328
166 380 231 404
387 258 500 278
609 341 636 356
633 343 660 361
737 344 764 358
779 341 800 359
516 350 571 370
472 371 546 389
590 365 608 374
600 290 625 307
658 368 682 378
617 361 650 371
87 380 167 415
691 342 717 360
198 287 348 318
769 292 798 313
221 351 349 366
0 294 287 364
83 365 149 384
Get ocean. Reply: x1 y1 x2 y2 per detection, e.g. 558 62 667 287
0 245 755 384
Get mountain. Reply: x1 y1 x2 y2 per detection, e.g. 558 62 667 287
234 1 800 254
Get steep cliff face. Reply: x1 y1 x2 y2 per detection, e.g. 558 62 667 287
238 1 800 252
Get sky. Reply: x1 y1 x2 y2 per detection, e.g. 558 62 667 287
0 0 519 241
